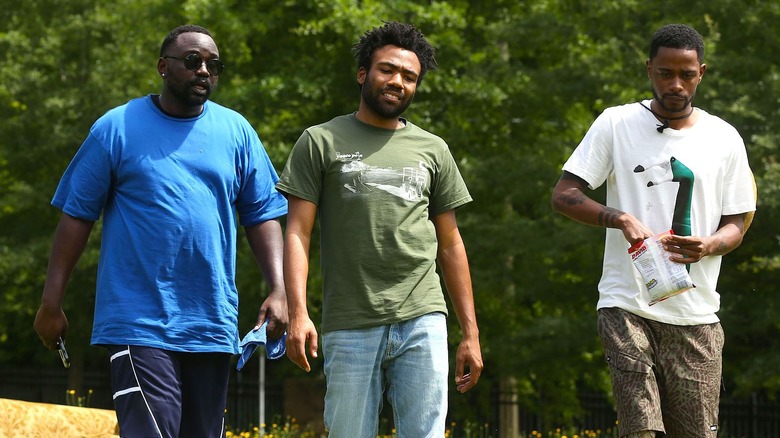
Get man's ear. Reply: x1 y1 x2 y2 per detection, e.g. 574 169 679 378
357 66 367 86
158 57 167 78
646 59 652 80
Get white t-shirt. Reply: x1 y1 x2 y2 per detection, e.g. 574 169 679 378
563 100 756 325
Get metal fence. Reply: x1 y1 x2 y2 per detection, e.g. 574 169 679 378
510 391 780 438
720 393 780 438
2 367 779 437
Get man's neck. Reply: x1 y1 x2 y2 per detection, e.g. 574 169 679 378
156 93 204 118
355 107 404 130
650 100 697 130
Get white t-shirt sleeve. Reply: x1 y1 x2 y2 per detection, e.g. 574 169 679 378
562 109 615 190
720 128 756 215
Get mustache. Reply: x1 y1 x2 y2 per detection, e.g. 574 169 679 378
191 79 212 90
380 85 404 98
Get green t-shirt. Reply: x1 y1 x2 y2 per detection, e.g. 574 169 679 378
277 114 472 333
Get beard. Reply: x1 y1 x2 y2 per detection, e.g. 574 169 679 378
652 87 694 115
361 81 414 120
166 79 216 108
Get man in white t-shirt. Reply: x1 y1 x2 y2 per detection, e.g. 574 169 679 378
551 24 755 438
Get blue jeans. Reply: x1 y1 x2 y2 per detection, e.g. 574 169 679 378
322 312 449 438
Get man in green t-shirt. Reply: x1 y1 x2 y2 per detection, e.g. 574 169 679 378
277 21 483 437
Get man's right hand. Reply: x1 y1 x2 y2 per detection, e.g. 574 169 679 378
33 303 68 350
285 314 318 372
34 213 94 351
617 212 655 246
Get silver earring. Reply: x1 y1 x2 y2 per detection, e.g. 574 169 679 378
161 73 166 77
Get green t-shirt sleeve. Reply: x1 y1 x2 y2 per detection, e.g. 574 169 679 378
429 144 472 216
277 129 324 204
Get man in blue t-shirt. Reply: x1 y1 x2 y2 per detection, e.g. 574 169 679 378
33 24 288 437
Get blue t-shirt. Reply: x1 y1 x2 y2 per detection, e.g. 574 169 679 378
52 95 288 353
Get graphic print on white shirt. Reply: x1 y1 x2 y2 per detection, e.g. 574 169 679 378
633 155 694 237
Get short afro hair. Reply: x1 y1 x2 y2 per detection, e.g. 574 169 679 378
353 21 438 85
649 24 704 62
160 25 213 57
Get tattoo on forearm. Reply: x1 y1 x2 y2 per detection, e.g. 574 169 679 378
598 207 624 228
716 240 729 253
557 191 586 207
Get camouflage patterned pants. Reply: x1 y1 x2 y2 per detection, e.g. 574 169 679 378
597 307 723 438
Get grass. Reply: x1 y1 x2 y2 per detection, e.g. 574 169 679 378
226 417 315 438
225 417 621 438
65 389 93 408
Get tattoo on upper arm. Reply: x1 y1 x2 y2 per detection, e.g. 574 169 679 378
598 207 623 228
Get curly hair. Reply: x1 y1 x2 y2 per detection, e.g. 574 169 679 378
649 24 704 62
160 25 213 57
353 21 438 85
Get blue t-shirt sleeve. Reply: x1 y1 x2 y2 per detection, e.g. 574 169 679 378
235 133 288 227
51 131 112 221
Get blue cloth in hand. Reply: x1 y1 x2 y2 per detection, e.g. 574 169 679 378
237 321 287 371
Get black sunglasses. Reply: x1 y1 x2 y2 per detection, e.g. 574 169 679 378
163 53 225 76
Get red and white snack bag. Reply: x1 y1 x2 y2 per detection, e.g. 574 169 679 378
628 230 695 306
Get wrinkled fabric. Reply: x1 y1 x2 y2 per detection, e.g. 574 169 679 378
237 322 286 371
